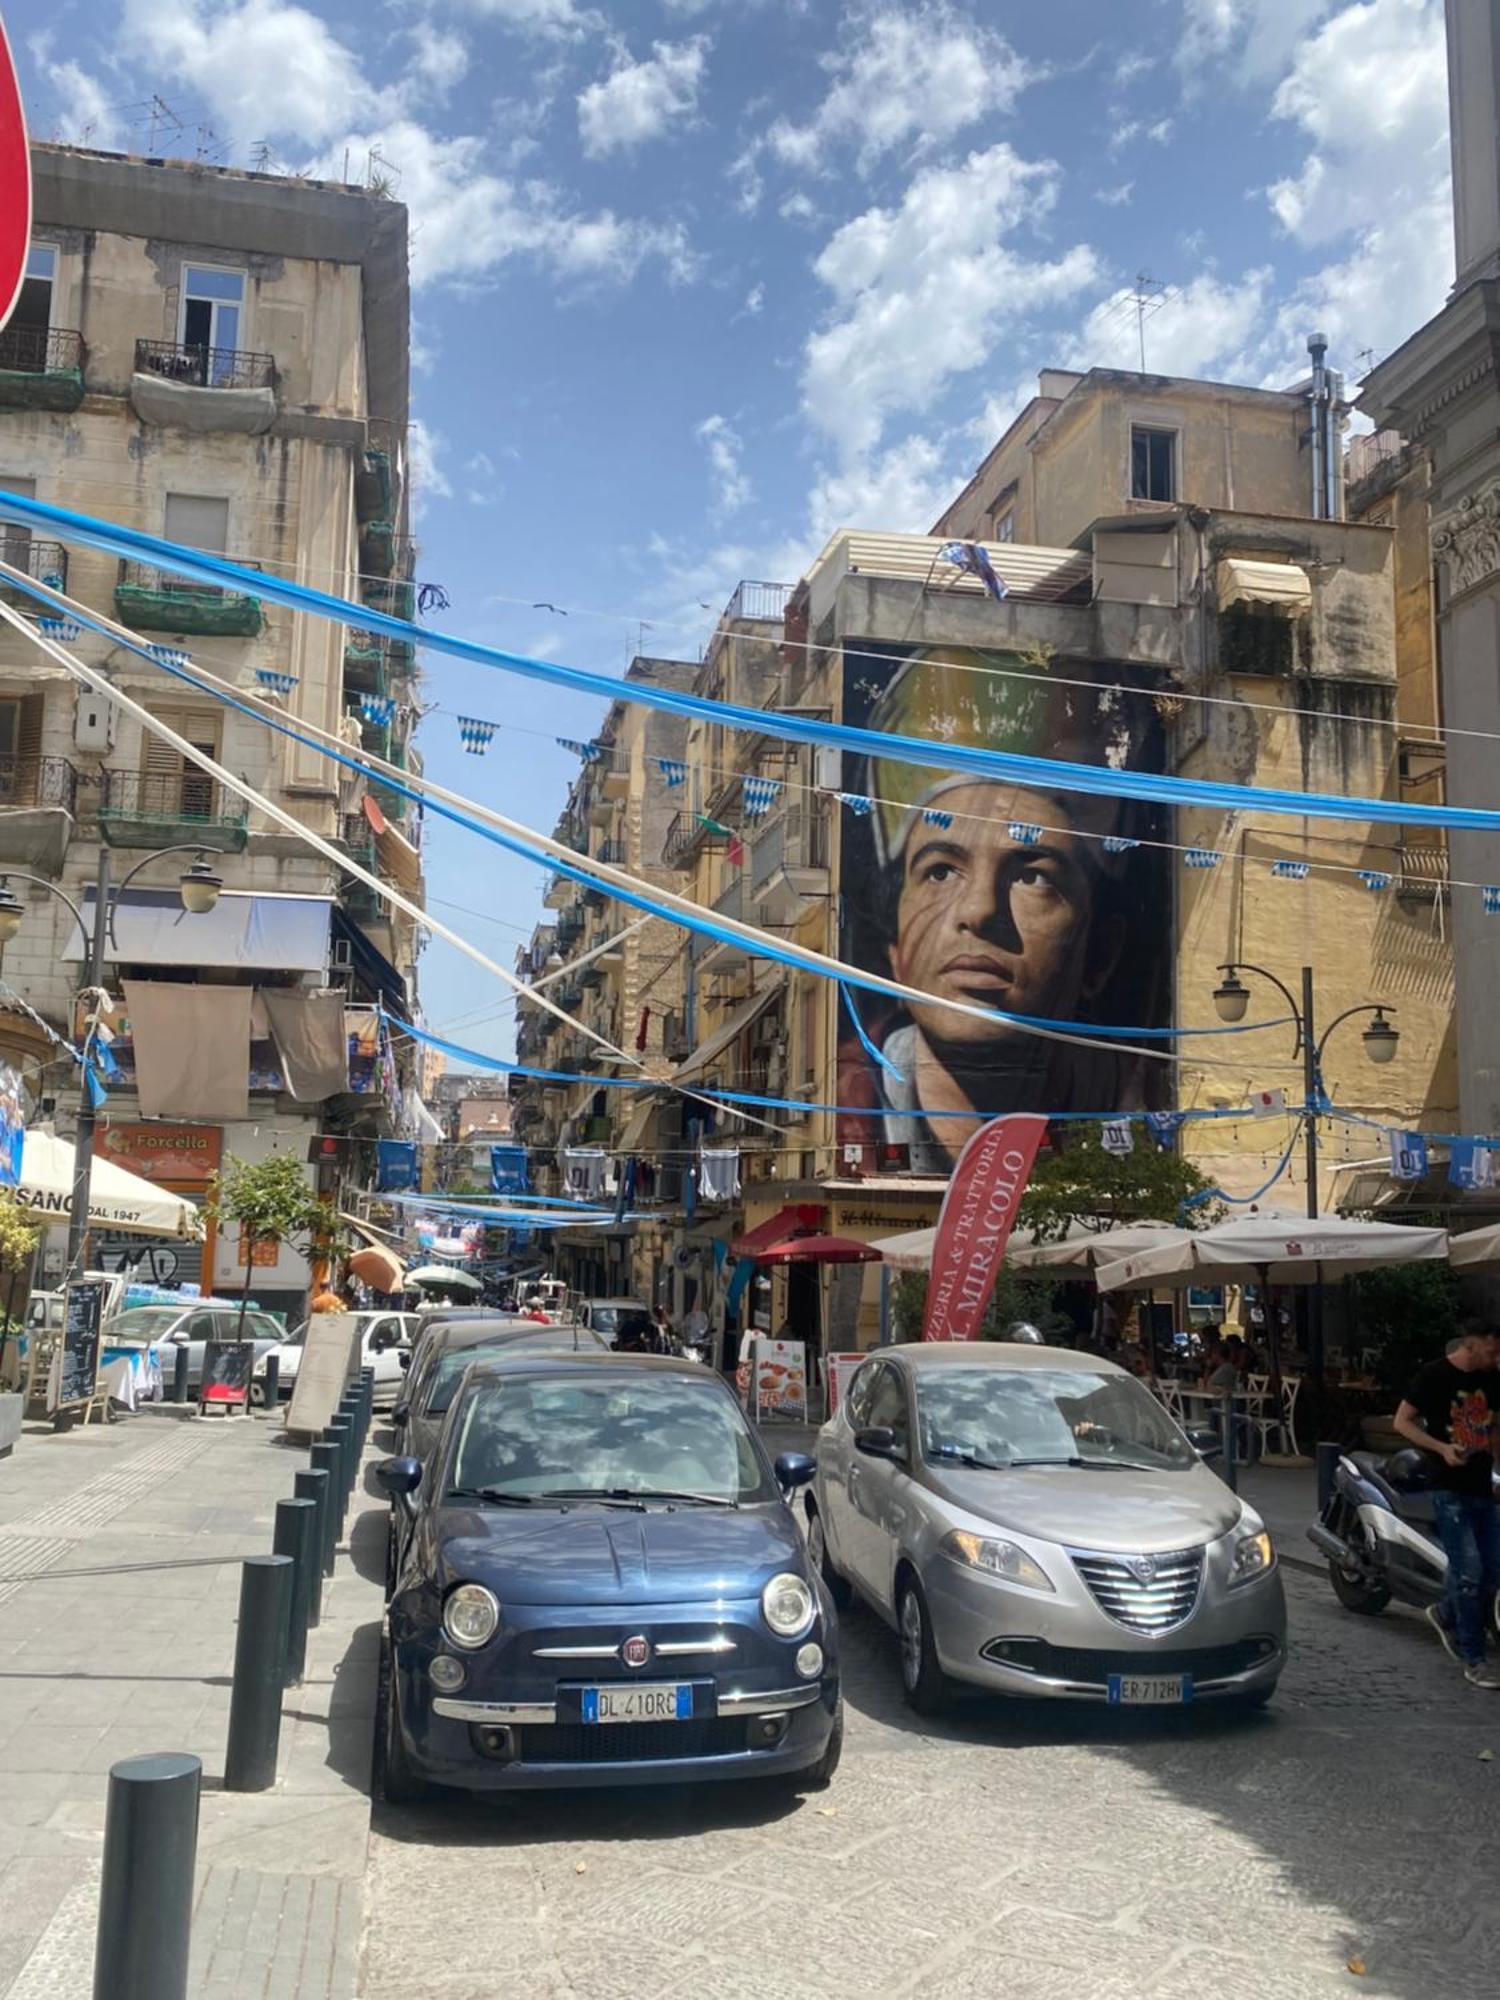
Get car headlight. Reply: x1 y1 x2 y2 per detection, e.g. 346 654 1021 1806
1230 1529 1275 1586
940 1530 1054 1593
442 1582 500 1649
762 1571 816 1637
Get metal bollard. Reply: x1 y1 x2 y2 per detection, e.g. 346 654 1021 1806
1316 1439 1342 1513
224 1555 294 1792
92 1751 201 2000
273 1497 317 1687
261 1352 280 1409
171 1343 190 1403
293 1469 329 1627
328 1416 355 1515
310 1441 340 1576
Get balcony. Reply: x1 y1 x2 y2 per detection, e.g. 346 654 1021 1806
362 576 416 622
98 767 249 851
722 580 793 625
0 754 79 872
1397 842 1450 906
0 539 68 604
662 810 698 869
130 339 277 434
356 420 404 524
115 560 264 638
750 805 831 925
359 522 416 578
0 326 86 412
343 630 387 696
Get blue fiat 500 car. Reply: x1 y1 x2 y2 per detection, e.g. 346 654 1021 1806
375 1352 842 1799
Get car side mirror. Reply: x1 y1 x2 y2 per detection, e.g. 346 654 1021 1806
375 1456 422 1497
774 1451 816 1492
1187 1427 1222 1459
398 1351 411 1370
854 1426 904 1462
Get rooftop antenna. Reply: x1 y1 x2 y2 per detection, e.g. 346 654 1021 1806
145 95 184 153
1124 272 1168 373
249 141 278 174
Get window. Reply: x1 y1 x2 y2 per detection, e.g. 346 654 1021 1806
864 1364 910 1448
991 507 1016 543
11 246 55 337
141 706 220 819
163 494 229 598
843 1360 881 1430
180 266 246 378
1131 426 1176 502
0 476 35 570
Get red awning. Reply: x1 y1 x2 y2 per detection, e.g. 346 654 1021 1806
729 1203 826 1259
755 1233 881 1266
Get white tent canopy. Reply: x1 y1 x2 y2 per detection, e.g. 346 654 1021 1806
1007 1222 1195 1274
1448 1224 1500 1269
1096 1212 1449 1293
16 1128 201 1239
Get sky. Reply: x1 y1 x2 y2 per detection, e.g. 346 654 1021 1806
4 0 1457 1060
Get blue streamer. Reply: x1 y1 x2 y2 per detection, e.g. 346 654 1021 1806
8 485 1494 833
840 982 906 1082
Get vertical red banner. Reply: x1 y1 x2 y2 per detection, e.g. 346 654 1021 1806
0 15 31 336
921 1114 1047 1343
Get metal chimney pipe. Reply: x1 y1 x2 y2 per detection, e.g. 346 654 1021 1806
1307 332 1329 520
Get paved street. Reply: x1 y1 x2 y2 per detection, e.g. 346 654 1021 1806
360 1535 1500 2000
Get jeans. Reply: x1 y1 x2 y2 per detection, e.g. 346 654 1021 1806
1431 1491 1500 1664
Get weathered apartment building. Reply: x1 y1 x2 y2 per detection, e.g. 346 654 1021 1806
0 144 423 1314
521 355 1458 1354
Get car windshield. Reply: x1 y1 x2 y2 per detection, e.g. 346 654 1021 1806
107 1307 185 1340
592 1306 652 1340
424 1332 606 1416
915 1365 1195 1472
241 1314 282 1342
449 1374 776 1503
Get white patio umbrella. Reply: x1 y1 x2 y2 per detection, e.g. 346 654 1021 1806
406 1264 483 1294
16 1128 201 1238
1094 1213 1449 1292
1006 1221 1194 1273
867 1220 1109 1272
1448 1223 1500 1269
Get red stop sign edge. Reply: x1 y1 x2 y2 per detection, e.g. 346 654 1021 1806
0 13 33 336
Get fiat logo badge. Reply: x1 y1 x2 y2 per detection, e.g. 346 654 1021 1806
621 1635 652 1669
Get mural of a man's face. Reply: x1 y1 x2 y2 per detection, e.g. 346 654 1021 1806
888 782 1122 1051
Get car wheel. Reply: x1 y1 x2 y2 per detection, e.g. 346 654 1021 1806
805 1501 853 1611
798 1700 844 1790
249 1380 266 1407
1328 1560 1391 1616
896 1572 950 1715
375 1637 437 1806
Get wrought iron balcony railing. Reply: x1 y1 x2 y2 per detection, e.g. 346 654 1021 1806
0 539 68 601
115 559 263 638
99 767 250 849
0 754 78 813
0 326 85 375
134 339 276 391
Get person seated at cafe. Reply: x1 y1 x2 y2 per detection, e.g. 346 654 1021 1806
1202 1339 1241 1395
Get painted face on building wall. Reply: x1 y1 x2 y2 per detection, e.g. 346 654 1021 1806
889 781 1121 1050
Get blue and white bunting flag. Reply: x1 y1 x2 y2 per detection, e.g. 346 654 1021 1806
1100 1118 1134 1156
834 792 873 817
1184 848 1221 870
742 775 782 818
361 694 397 725
1484 886 1500 916
656 758 687 789
1388 1129 1430 1182
37 616 82 643
1271 860 1309 880
1448 1138 1494 1190
922 808 954 829
255 667 298 696
1008 822 1043 846
1145 1111 1187 1149
459 716 499 755
1102 835 1140 855
149 644 191 669
1358 870 1393 892
557 738 603 762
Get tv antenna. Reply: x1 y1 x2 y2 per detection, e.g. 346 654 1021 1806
1124 272 1168 373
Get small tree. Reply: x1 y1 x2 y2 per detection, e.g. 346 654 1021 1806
0 1190 40 1385
207 1154 328 1334
1351 1259 1463 1395
1018 1128 1223 1243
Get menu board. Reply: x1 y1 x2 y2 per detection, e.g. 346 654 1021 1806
58 1281 104 1409
752 1338 809 1422
824 1352 866 1418
201 1338 253 1408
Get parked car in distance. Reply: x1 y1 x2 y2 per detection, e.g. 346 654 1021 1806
376 1352 841 1801
573 1298 654 1347
252 1309 421 1407
808 1342 1285 1713
104 1302 285 1395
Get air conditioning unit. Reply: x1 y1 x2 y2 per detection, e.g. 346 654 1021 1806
74 691 116 754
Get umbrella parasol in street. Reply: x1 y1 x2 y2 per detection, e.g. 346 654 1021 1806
1005 1221 1195 1273
753 1234 882 1266
1448 1224 1500 1269
406 1264 483 1294
1094 1213 1450 1292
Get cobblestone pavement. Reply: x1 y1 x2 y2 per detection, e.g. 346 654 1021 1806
360 1560 1500 2000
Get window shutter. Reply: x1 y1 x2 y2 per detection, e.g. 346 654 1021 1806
16 691 44 767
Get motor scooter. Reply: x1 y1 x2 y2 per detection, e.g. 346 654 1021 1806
1308 1446 1500 1634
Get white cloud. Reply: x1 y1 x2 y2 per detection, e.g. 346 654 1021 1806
752 2 1029 186
408 417 452 518
779 191 818 224
28 42 125 150
1060 269 1273 378
408 29 471 98
307 120 698 289
741 284 765 316
577 38 708 157
1266 0 1448 243
697 414 752 514
802 144 1101 460
804 433 955 543
449 0 604 37
1096 180 1135 206
121 0 373 146
1176 0 1336 81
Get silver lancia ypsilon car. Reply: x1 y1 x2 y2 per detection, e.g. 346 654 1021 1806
808 1343 1286 1712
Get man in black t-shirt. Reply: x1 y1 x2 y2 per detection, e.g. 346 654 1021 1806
1394 1321 1500 1687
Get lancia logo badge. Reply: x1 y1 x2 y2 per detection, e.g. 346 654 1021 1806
622 1635 652 1668
1129 1556 1158 1585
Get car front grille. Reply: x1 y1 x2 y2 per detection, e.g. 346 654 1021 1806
980 1636 1279 1684
513 1719 748 1764
1069 1546 1203 1634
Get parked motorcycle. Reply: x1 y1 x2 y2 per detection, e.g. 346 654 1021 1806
1308 1446 1500 1635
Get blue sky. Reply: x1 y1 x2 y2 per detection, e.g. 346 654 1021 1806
6 0 1454 1057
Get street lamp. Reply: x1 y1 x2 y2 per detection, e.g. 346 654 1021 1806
1211 962 1400 1220
0 846 223 1281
